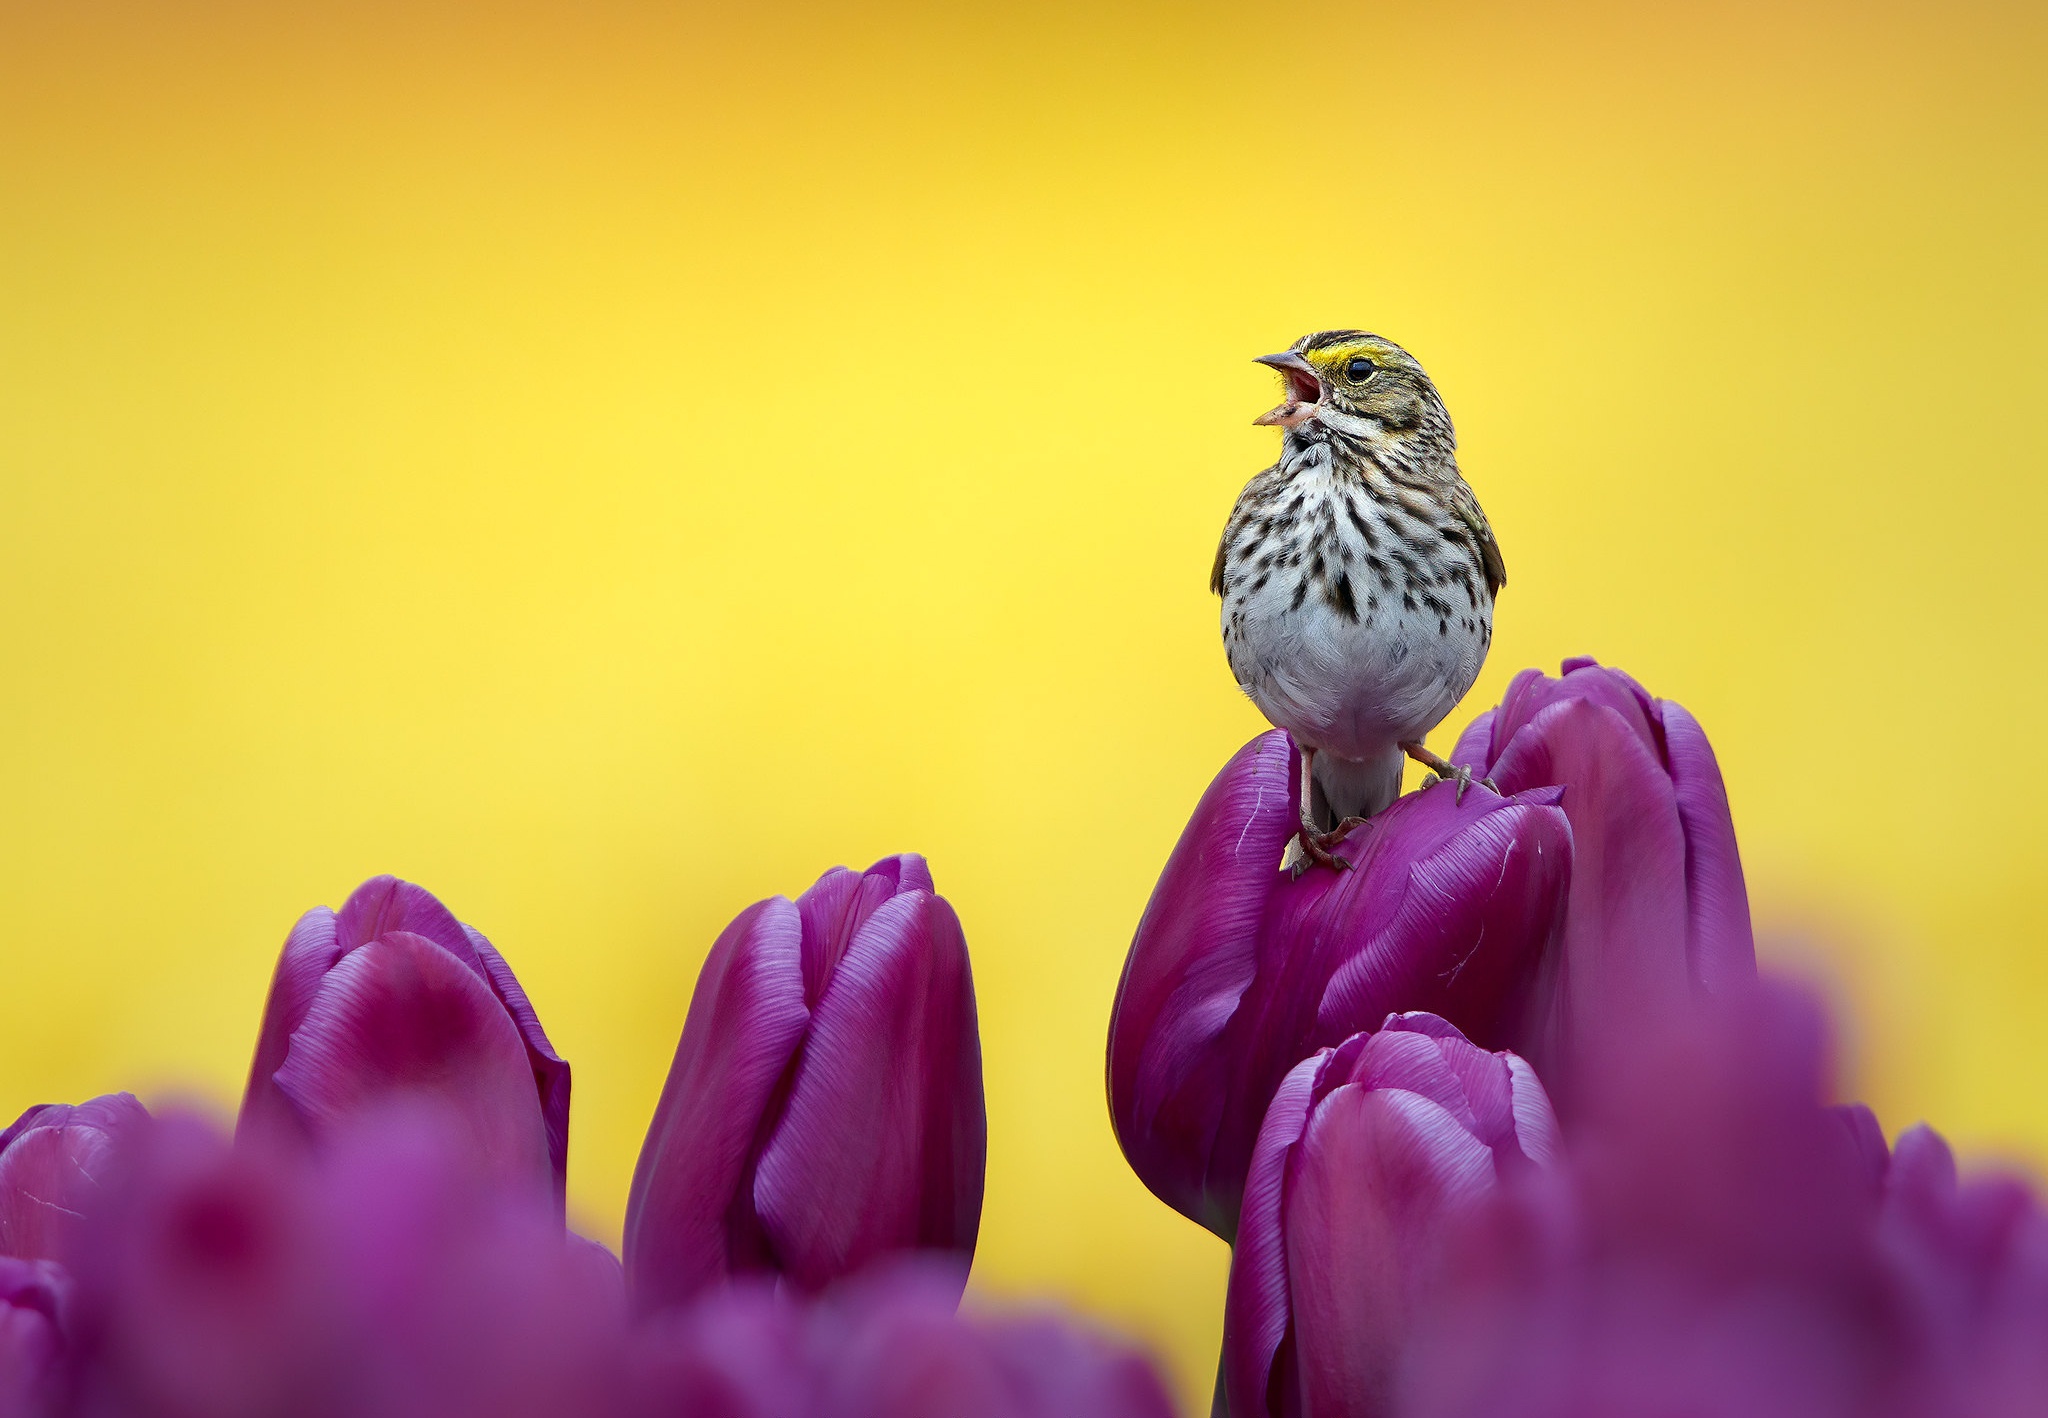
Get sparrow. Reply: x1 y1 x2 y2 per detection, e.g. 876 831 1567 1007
1213 331 1503 871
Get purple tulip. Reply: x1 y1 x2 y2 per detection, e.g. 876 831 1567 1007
630 1263 1178 1418
1876 1125 2048 1416
1450 657 1756 1092
625 856 985 1314
1 1094 150 1263
0 1257 69 1417
313 1105 630 1418
238 875 570 1211
1222 1013 1559 1418
68 1112 352 1418
1398 980 2048 1418
1108 730 1572 1239
68 1103 627 1418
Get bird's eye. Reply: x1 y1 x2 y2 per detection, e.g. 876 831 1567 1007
1346 357 1377 381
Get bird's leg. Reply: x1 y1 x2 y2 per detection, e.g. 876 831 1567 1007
1292 746 1354 876
1399 741 1499 804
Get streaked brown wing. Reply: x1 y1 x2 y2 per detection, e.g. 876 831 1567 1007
1451 480 1507 598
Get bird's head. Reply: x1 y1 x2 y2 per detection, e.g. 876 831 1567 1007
1254 331 1451 453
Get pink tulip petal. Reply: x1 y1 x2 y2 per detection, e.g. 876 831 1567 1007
625 898 809 1313
753 892 984 1291
272 933 551 1198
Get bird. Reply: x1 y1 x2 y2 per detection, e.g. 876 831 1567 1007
1212 330 1505 873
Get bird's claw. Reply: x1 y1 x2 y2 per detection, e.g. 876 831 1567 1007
1289 825 1358 878
1423 767 1499 804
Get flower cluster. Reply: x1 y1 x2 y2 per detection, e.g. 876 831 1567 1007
0 857 1171 1418
1109 658 2048 1417
6 657 2046 1417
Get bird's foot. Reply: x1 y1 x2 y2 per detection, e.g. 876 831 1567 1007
1402 742 1499 805
1288 818 1366 879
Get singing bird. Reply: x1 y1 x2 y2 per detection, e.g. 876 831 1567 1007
1213 331 1504 872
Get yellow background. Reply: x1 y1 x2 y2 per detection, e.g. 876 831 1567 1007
3 0 2044 1404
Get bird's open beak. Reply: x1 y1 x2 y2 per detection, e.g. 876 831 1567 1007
1253 351 1322 427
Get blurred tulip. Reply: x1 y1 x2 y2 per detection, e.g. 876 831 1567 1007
1877 1125 2048 1416
1108 730 1571 1239
69 1112 353 1418
0 1257 69 1417
1 1094 150 1262
69 1104 628 1418
1449 657 1756 1090
1399 979 2048 1418
238 875 570 1211
1222 1013 1559 1418
625 856 985 1313
631 1263 1177 1418
313 1105 630 1418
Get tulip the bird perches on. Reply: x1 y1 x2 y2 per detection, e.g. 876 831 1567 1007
1213 331 1504 872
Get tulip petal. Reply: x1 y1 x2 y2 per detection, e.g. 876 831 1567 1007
753 892 984 1291
1159 780 1571 1239
1479 667 1559 770
271 932 551 1197
70 1114 347 1417
1287 1085 1497 1418
0 1256 67 1415
1655 699 1757 991
239 906 346 1150
1313 792 1574 1050
795 864 908 1003
1222 1051 1322 1418
1506 1055 1563 1170
972 1311 1180 1418
0 1094 150 1262
1451 707 1496 772
334 875 483 968
1488 697 1694 1082
1355 1029 1482 1131
625 898 809 1313
630 1280 815 1418
1108 730 1297 1235
464 926 573 1214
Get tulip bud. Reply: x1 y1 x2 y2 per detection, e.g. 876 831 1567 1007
1450 657 1756 1089
238 876 570 1212
625 856 984 1314
68 1113 351 1418
1395 981 2047 1418
1222 1013 1559 1418
630 1264 1177 1418
1108 730 1571 1240
0 1256 69 1417
1 1094 151 1262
